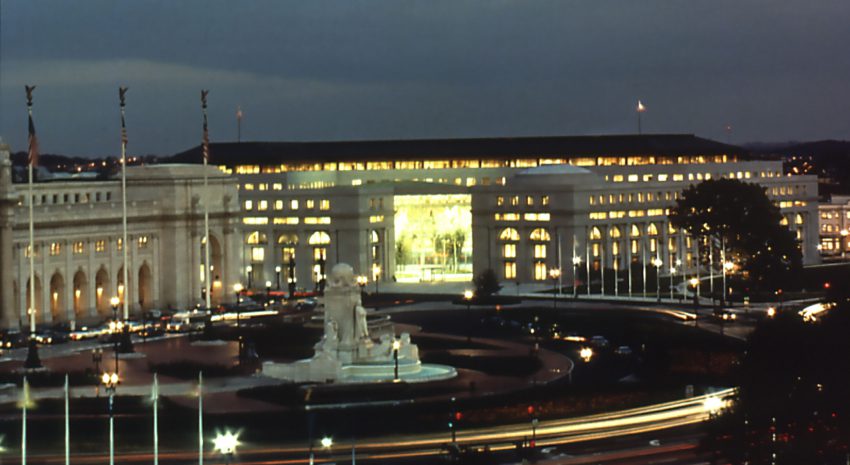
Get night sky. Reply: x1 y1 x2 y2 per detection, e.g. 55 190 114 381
1 0 849 157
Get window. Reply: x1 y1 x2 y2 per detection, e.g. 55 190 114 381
244 200 253 211
308 231 331 245
526 196 534 206
258 200 268 211
243 183 255 191
541 195 549 206
510 196 520 206
137 236 149 249
306 199 315 209
320 199 330 211
251 247 265 262
73 241 85 254
500 227 520 241
290 199 299 210
503 243 517 258
534 261 547 280
504 261 516 280
533 244 547 259
497 196 505 206
274 200 284 210
117 238 123 251
246 231 267 245
529 228 550 241
95 240 106 253
50 242 62 256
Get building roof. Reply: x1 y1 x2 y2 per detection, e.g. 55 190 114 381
169 134 747 165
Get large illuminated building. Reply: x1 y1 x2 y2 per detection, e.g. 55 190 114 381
0 143 240 330
172 134 819 289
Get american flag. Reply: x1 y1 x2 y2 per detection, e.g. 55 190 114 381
119 87 129 147
121 113 128 147
27 110 39 167
201 90 210 163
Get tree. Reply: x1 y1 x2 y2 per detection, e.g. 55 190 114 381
473 269 502 297
669 178 801 292
702 289 850 463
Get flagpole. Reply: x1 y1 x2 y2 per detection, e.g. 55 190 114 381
236 106 242 143
119 88 130 321
198 371 204 465
25 87 40 366
201 91 212 311
153 373 159 465
65 374 70 465
636 100 645 135
22 376 28 465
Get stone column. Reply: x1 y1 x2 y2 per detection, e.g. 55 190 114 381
0 144 17 329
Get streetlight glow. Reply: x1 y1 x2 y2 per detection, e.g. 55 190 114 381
463 289 474 300
704 396 726 414
767 306 776 318
213 430 241 455
233 283 243 293
320 436 333 449
110 296 120 307
579 347 593 362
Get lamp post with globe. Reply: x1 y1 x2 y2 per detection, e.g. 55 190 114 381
549 268 561 311
572 256 581 298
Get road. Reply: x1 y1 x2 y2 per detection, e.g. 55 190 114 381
15 389 733 464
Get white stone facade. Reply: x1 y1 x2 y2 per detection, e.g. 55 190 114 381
0 144 241 330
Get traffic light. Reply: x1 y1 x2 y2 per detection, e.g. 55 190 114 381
454 411 463 421
527 405 535 416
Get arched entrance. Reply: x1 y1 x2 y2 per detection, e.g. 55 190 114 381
117 266 130 308
95 266 110 315
25 275 43 324
73 269 88 320
138 262 153 311
50 271 66 322
308 231 331 286
278 233 298 288
204 235 223 305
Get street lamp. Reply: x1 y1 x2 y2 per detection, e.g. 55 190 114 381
265 280 272 305
392 338 401 382
246 265 253 289
689 277 700 322
101 371 119 465
356 275 367 299
572 256 581 298
213 430 241 465
463 290 474 342
841 229 848 259
233 283 243 304
275 265 282 290
372 264 381 294
232 284 244 362
287 257 297 299
652 257 662 302
549 268 561 311
767 306 776 318
722 260 734 306
110 296 120 374
669 266 676 301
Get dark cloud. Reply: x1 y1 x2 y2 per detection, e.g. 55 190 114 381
1 0 849 156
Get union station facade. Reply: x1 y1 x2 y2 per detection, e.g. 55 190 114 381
0 143 241 330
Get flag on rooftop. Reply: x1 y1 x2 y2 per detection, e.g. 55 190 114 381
26 85 39 167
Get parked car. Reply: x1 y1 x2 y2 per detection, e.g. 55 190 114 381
590 335 610 348
615 345 633 356
1 330 28 348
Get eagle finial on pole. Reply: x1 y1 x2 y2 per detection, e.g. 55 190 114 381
25 85 36 107
119 86 129 108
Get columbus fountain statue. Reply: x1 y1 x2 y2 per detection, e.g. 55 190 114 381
263 263 456 383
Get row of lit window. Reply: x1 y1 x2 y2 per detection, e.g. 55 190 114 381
494 213 551 222
777 201 808 208
769 185 806 197
590 191 680 206
820 211 850 220
244 199 330 212
26 236 149 257
228 155 732 175
820 238 848 251
821 224 849 233
609 171 759 183
496 195 550 207
243 217 332 226
589 209 668 220
24 190 114 207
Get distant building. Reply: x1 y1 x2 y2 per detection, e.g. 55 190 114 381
0 143 241 330
818 195 850 259
171 134 819 289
